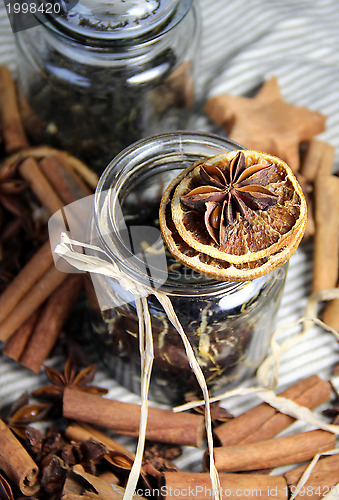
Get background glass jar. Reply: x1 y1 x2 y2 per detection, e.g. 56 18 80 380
89 132 287 405
14 0 200 173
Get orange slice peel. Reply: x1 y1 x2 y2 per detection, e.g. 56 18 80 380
159 150 307 281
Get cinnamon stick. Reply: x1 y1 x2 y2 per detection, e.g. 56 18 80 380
312 175 339 292
39 155 91 204
19 274 83 373
0 419 39 496
17 86 45 142
322 283 339 332
19 157 64 214
3 309 40 361
301 140 335 181
0 66 28 153
0 265 67 342
304 192 315 240
0 241 53 324
162 472 288 500
65 423 136 461
296 173 315 240
2 145 98 191
63 388 205 447
214 375 331 447
284 455 339 500
207 430 336 472
54 151 99 191
57 154 94 193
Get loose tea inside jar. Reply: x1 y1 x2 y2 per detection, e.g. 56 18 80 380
14 0 200 173
86 132 303 404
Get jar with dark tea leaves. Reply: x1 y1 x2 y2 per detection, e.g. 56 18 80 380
88 133 288 405
14 0 200 173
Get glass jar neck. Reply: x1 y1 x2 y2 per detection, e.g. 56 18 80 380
93 131 254 296
37 0 193 47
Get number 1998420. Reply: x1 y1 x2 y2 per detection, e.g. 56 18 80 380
5 2 61 15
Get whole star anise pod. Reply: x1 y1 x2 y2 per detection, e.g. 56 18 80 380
180 151 278 247
32 357 108 414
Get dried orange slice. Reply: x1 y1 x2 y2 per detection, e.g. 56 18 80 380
159 150 307 281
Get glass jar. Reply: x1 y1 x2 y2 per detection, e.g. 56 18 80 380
14 0 200 173
89 132 287 405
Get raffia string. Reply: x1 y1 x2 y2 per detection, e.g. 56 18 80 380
257 288 339 389
123 296 154 500
175 288 339 434
54 232 221 500
173 288 339 500
176 384 339 435
153 291 221 499
55 233 339 500
288 448 339 500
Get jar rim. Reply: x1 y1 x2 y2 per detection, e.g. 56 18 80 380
93 131 278 296
33 0 194 45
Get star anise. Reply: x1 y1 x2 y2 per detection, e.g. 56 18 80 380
32 357 108 413
143 442 181 475
180 151 279 247
5 391 52 438
190 401 234 427
105 451 154 491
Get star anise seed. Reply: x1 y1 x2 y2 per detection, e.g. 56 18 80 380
180 151 279 247
8 403 52 425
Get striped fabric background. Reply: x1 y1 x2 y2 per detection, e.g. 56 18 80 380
0 0 338 472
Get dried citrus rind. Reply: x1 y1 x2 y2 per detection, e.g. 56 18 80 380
159 150 307 281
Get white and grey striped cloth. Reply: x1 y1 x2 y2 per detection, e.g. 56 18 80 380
0 0 338 471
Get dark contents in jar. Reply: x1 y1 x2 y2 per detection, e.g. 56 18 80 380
100 298 254 405
93 198 264 405
20 47 193 173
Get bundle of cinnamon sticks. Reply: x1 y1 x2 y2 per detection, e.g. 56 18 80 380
0 65 98 372
0 354 338 497
59 374 339 499
299 140 339 288
300 140 339 331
